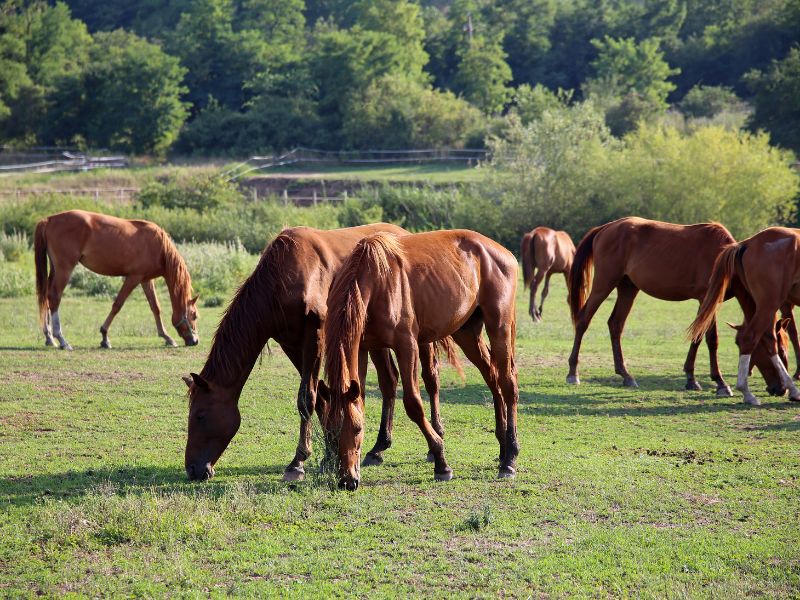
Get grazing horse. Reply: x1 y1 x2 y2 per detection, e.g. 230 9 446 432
690 227 800 405
183 224 449 482
567 217 786 395
521 227 575 322
324 230 519 491
34 210 198 350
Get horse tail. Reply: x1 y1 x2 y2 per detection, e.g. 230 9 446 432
521 232 535 289
324 233 403 410
434 336 465 381
569 225 603 326
34 219 49 327
688 243 740 343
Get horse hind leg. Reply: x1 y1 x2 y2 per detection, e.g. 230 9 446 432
538 272 553 320
529 267 547 322
47 262 77 351
704 319 733 397
607 279 639 388
43 310 55 347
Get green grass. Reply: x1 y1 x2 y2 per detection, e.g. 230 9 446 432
257 162 485 183
1 278 798 597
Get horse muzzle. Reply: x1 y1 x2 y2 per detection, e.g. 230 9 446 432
338 476 360 492
186 462 214 481
184 335 199 346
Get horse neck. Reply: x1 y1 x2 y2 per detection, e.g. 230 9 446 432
199 263 281 391
161 245 191 323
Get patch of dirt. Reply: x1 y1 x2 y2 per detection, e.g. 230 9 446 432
635 447 714 465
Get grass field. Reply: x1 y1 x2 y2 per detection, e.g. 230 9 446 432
1 278 798 597
244 162 485 184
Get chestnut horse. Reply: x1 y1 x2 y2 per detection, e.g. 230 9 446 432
567 217 786 395
324 230 519 491
521 227 575 322
34 210 198 350
690 227 800 405
183 224 451 482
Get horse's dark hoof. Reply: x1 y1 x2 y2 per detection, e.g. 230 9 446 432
716 385 733 398
498 465 516 479
44 338 55 347
622 376 639 388
100 340 112 349
59 343 73 351
282 467 305 482
434 468 453 482
164 338 178 348
361 453 383 467
685 380 702 392
566 374 580 385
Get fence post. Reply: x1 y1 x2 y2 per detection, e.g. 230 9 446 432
282 189 288 206
313 190 317 206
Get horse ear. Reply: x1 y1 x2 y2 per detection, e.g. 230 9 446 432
726 321 741 331
190 294 199 305
345 380 361 403
182 375 193 388
190 372 209 390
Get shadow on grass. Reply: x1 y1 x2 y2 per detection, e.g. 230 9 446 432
0 462 296 507
440 379 800 419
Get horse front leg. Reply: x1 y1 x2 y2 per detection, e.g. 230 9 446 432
395 338 452 481
99 276 141 348
141 279 177 347
363 348 398 467
419 342 443 463
607 280 639 388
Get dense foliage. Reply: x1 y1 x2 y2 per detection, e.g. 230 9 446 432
0 0 798 154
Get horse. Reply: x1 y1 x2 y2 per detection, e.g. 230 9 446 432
566 217 787 396
690 227 800 405
323 229 519 491
183 224 452 482
34 210 198 350
520 227 575 322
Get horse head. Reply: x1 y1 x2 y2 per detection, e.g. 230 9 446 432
324 380 364 491
174 295 200 346
183 372 240 481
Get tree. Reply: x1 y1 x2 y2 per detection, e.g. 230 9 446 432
454 35 512 114
745 47 800 152
342 74 484 149
585 36 679 134
63 30 188 154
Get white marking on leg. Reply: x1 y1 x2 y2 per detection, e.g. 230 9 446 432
736 354 759 405
51 311 72 350
770 355 800 400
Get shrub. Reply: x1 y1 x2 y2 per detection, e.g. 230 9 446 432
0 230 29 262
137 174 242 212
176 240 258 306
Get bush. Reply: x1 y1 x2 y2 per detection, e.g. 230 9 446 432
0 253 34 297
137 174 243 212
679 85 746 119
0 230 29 262
176 240 258 306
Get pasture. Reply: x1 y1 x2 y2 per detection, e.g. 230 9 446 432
1 278 798 597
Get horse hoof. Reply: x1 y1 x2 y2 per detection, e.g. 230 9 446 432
361 453 384 467
59 344 73 351
622 377 639 388
165 338 178 347
498 465 516 479
716 385 734 398
44 338 55 347
743 394 761 406
793 371 800 381
790 394 800 403
100 340 111 349
566 375 580 385
434 469 453 482
685 381 702 392
282 468 305 482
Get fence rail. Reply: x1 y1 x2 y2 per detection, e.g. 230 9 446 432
0 187 138 202
0 152 128 175
224 147 488 181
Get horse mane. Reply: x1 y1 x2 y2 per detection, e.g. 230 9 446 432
200 233 296 384
324 233 403 408
157 228 193 305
